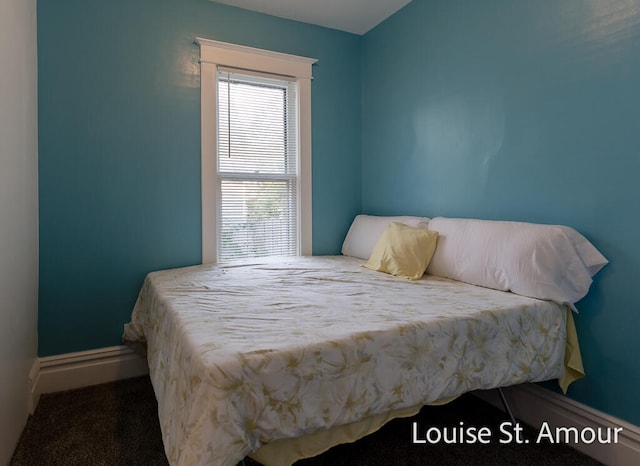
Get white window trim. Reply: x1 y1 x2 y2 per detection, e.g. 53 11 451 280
195 38 317 263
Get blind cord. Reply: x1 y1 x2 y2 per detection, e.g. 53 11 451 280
227 71 231 158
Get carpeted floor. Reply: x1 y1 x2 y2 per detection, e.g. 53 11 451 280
11 376 602 465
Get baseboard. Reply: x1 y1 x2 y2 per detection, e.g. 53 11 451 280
474 384 640 466
29 345 148 414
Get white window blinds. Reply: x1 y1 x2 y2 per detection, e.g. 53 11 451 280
216 69 299 262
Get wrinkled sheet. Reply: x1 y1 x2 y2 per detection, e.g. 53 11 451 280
124 256 568 466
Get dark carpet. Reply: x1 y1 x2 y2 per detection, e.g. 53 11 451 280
10 376 601 465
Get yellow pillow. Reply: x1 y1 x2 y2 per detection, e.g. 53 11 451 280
364 222 439 280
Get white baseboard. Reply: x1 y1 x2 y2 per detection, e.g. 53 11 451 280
29 345 148 414
474 384 640 466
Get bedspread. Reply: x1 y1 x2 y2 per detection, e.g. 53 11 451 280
124 256 569 466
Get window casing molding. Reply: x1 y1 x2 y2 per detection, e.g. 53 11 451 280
195 38 317 263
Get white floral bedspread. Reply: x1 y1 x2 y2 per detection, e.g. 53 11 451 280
123 255 567 466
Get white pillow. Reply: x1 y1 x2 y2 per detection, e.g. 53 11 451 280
426 217 608 309
342 214 431 260
555 225 609 276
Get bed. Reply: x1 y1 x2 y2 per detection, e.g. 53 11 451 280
123 216 607 466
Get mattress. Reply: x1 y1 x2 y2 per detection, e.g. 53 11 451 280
123 255 577 466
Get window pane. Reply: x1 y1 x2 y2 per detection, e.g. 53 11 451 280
219 179 297 262
218 76 295 175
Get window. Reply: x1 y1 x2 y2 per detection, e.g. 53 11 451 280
217 70 297 261
196 38 316 263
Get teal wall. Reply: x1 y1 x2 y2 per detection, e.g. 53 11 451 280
37 0 362 356
38 0 640 428
362 0 640 425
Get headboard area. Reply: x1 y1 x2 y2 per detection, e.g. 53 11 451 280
341 214 608 311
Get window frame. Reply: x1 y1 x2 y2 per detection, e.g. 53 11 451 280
195 38 317 263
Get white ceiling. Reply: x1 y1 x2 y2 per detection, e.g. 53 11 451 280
211 0 412 35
